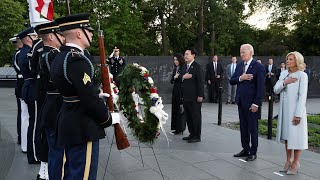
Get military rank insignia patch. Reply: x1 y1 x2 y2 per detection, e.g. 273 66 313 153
83 72 91 85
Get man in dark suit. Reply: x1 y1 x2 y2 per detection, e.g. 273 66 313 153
205 55 223 103
180 48 204 143
276 62 286 80
265 58 277 97
230 44 265 161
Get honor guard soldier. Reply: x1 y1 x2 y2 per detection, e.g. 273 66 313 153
28 34 47 110
108 46 126 85
51 14 119 180
17 27 41 164
33 21 66 180
10 35 24 145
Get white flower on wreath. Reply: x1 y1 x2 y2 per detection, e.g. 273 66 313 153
140 69 148 76
148 77 154 85
133 63 139 67
150 93 159 99
140 66 148 73
149 106 157 114
109 73 113 79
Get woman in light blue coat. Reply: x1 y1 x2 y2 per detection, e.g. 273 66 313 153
274 51 308 175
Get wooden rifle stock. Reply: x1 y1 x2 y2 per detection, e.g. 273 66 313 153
98 27 130 150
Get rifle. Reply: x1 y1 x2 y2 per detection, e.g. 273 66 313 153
97 21 130 150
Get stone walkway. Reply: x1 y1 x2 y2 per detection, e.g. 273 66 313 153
1 88 319 180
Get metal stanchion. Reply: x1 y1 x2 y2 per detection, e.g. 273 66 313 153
267 94 274 139
218 87 222 125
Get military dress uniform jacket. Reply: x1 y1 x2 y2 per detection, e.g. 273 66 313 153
28 39 47 106
12 50 24 98
108 56 126 80
18 44 38 102
39 46 62 130
50 46 113 146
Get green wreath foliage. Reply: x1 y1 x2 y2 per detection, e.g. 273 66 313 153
118 64 159 143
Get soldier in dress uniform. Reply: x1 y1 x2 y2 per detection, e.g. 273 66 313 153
17 27 41 164
108 46 126 85
51 13 119 180
33 21 66 180
10 35 24 145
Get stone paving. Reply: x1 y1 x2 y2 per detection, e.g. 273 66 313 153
1 88 320 180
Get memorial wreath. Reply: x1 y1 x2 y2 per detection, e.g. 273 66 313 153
118 63 168 144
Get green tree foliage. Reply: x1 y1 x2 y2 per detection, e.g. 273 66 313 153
0 0 26 66
250 0 320 55
3 0 319 64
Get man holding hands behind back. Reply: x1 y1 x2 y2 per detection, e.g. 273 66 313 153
230 44 265 161
180 48 204 143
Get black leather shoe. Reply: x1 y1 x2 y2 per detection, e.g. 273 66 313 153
187 138 201 143
231 101 236 104
246 154 257 161
233 150 249 157
36 174 46 180
182 136 192 140
226 101 231 104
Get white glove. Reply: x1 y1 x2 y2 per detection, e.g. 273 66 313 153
99 89 110 98
111 112 120 125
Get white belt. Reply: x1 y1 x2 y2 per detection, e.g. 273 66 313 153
37 74 40 79
18 74 23 78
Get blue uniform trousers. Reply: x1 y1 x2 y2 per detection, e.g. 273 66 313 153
63 140 99 180
46 128 64 180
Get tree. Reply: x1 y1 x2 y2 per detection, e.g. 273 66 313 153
250 0 320 55
0 0 26 66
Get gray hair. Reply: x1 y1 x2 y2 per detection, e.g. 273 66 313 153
241 44 254 56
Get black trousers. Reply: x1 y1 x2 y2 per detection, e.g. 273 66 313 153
16 98 21 143
183 102 202 139
265 79 274 96
211 81 221 102
171 96 186 133
238 101 258 155
26 100 41 163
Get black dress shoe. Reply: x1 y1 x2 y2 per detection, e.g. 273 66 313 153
182 136 192 140
233 150 249 157
187 138 201 143
226 101 231 104
231 101 235 104
246 154 257 161
36 174 46 180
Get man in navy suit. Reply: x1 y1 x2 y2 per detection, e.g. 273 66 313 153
230 44 265 161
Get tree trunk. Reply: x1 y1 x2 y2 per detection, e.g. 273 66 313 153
196 0 204 55
159 7 168 56
210 23 215 55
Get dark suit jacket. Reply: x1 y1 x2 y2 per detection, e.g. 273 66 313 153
265 64 277 85
276 68 285 80
230 60 265 107
171 66 183 101
205 62 224 82
180 61 204 102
